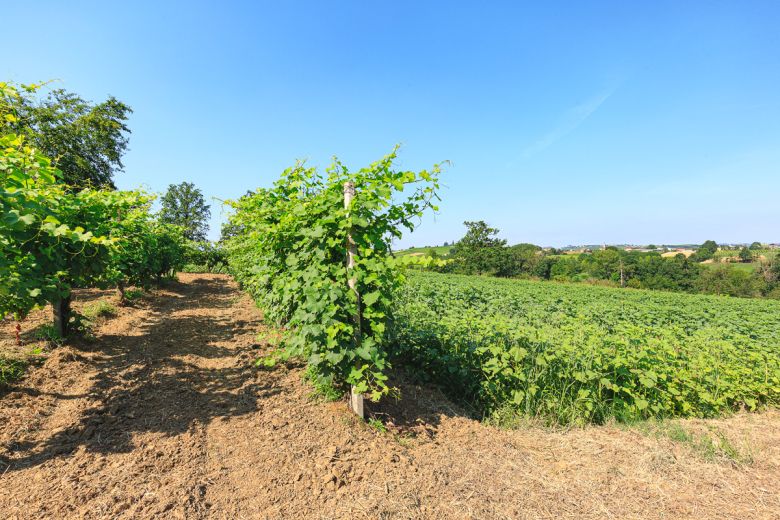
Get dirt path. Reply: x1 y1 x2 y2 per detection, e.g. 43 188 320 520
1 274 779 519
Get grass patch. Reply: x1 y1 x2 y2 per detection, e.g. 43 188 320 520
30 311 99 344
124 289 145 303
631 419 753 465
485 403 549 430
70 313 97 341
32 324 64 346
82 300 117 320
0 357 27 387
367 417 388 433
304 366 343 402
126 289 144 300
701 261 757 273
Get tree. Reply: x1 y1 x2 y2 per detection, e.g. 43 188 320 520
219 219 243 243
508 243 543 276
451 221 510 275
750 242 763 250
550 255 582 280
738 247 754 263
757 257 779 286
582 248 622 280
692 240 718 262
5 83 132 188
2 82 191 337
160 182 211 241
695 265 765 298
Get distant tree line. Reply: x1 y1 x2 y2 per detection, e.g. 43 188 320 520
429 221 780 299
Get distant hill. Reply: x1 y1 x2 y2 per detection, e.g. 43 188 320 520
395 245 453 257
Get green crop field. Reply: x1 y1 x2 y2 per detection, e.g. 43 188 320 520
393 271 780 425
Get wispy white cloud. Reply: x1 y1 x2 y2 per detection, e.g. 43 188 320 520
520 87 617 159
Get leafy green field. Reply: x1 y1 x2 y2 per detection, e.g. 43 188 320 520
393 272 780 425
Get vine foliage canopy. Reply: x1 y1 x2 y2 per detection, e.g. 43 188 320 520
226 148 441 399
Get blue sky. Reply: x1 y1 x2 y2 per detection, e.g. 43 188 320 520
3 1 779 247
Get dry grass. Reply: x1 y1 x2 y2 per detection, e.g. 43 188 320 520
662 249 696 258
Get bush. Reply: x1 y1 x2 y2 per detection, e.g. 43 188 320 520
695 265 765 298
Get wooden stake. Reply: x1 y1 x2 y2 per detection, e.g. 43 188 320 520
619 258 625 288
52 294 71 339
344 181 364 419
350 388 364 418
117 281 126 306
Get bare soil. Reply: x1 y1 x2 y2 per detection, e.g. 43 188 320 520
1 274 778 519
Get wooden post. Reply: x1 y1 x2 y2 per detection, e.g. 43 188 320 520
52 294 71 339
117 280 126 306
344 181 365 419
116 210 126 306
